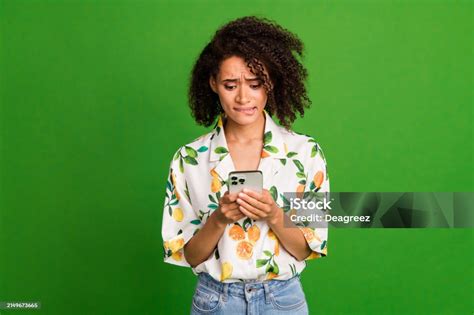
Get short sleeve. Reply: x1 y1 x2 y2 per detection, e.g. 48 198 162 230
161 148 203 267
298 140 330 261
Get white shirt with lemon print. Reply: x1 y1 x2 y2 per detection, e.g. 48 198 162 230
162 111 329 283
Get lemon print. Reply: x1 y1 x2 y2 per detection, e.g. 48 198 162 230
313 171 324 189
296 184 305 198
247 225 260 244
220 262 233 281
321 247 327 256
173 188 180 201
301 227 315 242
171 251 183 261
268 229 279 256
261 150 270 158
211 177 221 193
284 143 288 155
266 272 278 280
306 251 321 260
171 172 180 200
210 168 219 178
209 167 221 193
165 237 184 253
236 240 253 260
172 208 184 222
301 227 321 243
229 224 245 241
267 229 276 240
171 172 177 186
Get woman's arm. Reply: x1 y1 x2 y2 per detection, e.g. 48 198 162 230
184 192 244 267
267 209 312 261
183 212 226 268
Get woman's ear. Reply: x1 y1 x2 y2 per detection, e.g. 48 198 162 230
209 76 217 93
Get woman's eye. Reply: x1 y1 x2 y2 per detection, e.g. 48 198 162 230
224 85 236 90
250 84 262 89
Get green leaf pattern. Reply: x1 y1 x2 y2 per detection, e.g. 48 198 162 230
257 250 280 277
162 114 329 280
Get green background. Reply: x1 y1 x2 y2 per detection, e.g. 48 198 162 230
0 0 472 314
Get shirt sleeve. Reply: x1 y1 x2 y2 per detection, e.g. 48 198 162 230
161 148 203 267
298 140 330 261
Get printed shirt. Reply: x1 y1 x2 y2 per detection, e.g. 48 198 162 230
162 111 329 283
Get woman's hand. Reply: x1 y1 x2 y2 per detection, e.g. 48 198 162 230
212 191 245 228
236 189 284 226
185 191 243 267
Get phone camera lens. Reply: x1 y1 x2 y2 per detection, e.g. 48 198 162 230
239 179 245 183
232 181 237 185
231 176 237 180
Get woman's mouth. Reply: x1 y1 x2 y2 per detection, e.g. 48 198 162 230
234 107 257 115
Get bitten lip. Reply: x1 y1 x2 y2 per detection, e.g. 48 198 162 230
234 106 257 111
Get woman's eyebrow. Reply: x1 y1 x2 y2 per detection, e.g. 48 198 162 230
221 77 261 83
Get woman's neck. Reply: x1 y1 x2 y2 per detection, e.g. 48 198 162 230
224 112 266 143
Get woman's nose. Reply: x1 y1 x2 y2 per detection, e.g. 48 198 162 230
236 87 251 104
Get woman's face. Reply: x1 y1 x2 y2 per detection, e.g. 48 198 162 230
209 55 270 126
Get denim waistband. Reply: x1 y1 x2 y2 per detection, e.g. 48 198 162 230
196 272 300 299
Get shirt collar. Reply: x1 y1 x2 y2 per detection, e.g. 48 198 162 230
209 110 286 162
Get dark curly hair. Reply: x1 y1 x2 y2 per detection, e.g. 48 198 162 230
188 16 311 129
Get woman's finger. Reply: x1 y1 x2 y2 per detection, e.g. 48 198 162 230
232 213 245 221
236 198 267 217
221 192 238 204
223 202 240 211
237 192 267 211
242 188 264 201
226 208 243 216
238 205 261 220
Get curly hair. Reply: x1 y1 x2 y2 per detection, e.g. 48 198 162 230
188 16 311 129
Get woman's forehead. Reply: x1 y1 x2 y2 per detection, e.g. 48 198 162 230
219 57 252 75
218 56 267 80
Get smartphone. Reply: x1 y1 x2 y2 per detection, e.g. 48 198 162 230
228 170 263 194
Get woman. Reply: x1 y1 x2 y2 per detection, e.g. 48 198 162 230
162 16 329 314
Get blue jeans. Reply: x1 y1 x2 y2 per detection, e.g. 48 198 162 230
190 272 309 315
